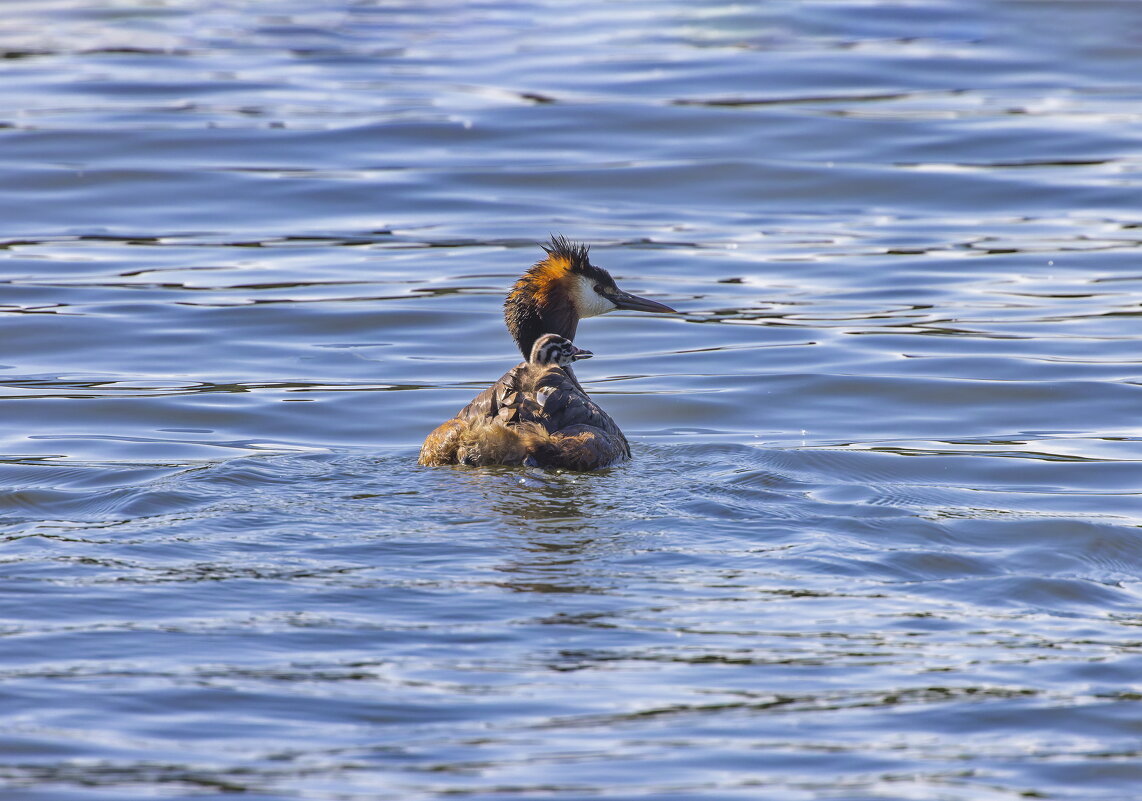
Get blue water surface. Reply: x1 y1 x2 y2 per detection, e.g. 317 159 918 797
2 1 1142 799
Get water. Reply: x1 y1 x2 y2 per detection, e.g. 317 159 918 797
2 1 1142 799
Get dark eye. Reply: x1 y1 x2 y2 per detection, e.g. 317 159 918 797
594 284 603 293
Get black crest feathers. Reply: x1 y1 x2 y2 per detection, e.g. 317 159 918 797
542 235 591 271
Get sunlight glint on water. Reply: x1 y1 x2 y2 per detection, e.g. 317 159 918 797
2 1 1142 800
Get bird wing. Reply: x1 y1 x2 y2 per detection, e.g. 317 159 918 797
421 362 630 469
449 362 529 424
525 367 627 441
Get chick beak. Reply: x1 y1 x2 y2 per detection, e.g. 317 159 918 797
607 287 677 314
572 346 594 361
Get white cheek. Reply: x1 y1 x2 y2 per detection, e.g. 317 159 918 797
574 274 616 318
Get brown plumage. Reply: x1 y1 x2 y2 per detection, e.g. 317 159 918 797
419 334 626 470
418 238 676 470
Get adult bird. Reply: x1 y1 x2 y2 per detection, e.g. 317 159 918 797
418 236 675 470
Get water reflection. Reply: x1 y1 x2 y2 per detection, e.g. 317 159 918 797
431 468 607 592
4 0 1142 798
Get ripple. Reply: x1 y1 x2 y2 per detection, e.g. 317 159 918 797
4 0 1142 799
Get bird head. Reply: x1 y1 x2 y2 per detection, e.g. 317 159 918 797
504 236 675 356
529 333 594 367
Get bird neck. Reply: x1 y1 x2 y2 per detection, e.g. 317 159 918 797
506 297 579 357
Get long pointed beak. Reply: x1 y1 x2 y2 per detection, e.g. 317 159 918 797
608 288 677 314
572 346 594 361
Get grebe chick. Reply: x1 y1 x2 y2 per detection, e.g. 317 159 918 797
530 332 593 367
418 237 675 471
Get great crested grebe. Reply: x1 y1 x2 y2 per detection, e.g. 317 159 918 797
418 237 676 470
